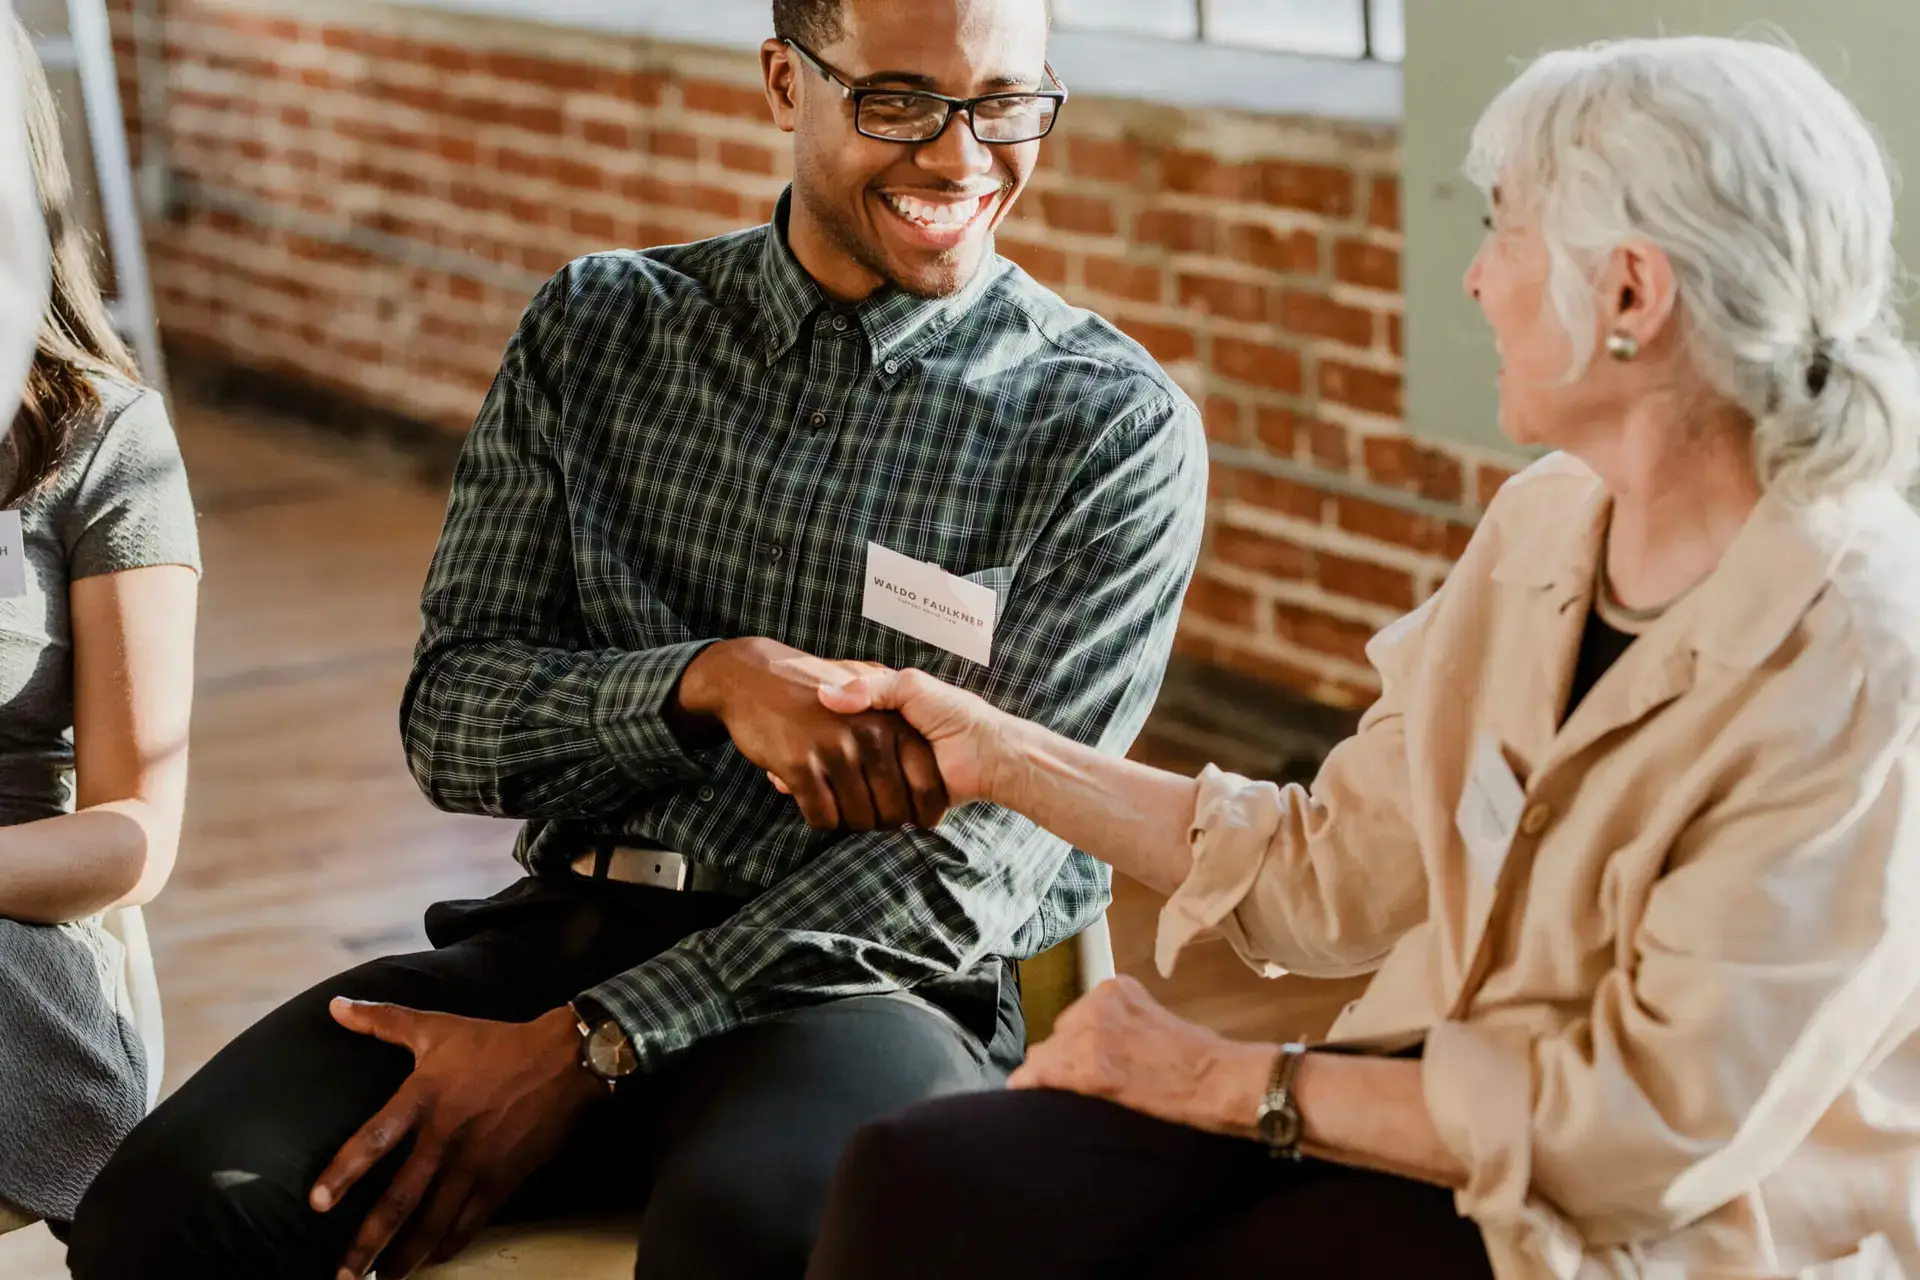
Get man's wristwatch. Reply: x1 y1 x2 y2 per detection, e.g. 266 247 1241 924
571 1002 640 1094
1254 1043 1309 1159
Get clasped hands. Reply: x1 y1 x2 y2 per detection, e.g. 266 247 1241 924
674 635 1010 832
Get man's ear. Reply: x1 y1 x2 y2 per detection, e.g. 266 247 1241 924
762 40 800 134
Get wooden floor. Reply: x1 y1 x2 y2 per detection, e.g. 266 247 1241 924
1 401 1361 1276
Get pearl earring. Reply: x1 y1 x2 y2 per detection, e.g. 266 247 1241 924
1605 332 1639 362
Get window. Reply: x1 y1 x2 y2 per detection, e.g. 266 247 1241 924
1052 0 1404 63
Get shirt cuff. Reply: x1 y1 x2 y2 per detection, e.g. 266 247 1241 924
578 945 741 1073
591 640 723 790
1155 765 1290 981
1423 1019 1536 1225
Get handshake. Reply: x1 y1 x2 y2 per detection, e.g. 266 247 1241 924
672 637 1010 832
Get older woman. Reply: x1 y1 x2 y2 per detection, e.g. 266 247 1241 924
798 35 1920 1280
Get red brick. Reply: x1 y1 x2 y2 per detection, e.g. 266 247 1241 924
999 237 1069 286
1256 406 1296 455
1135 209 1218 255
1273 603 1375 666
1369 176 1400 232
495 147 554 180
1361 436 1465 504
1334 239 1401 291
419 42 475 74
1477 464 1518 509
1305 419 1349 471
488 52 604 92
1224 468 1327 522
650 130 703 162
456 95 564 135
1277 290 1374 349
581 119 632 150
1084 256 1163 305
571 208 619 241
553 159 607 192
1202 395 1243 445
1316 551 1415 611
718 141 777 175
1319 362 1403 416
1223 223 1320 275
448 276 486 304
1387 312 1404 357
1164 150 1260 200
1116 317 1198 363
1069 137 1144 185
1261 162 1355 217
1215 338 1304 394
1186 576 1257 629
683 79 771 121
1041 191 1117 237
1218 645 1374 709
1179 273 1267 323
1211 525 1315 580
1335 495 1467 558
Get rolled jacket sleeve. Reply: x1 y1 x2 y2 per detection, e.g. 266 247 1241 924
1424 696 1920 1247
1157 593 1438 981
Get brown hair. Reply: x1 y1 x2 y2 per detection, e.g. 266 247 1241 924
4 15 140 508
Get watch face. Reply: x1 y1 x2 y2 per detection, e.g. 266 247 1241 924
587 1020 639 1079
1259 1100 1303 1151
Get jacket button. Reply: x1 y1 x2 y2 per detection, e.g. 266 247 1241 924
697 786 716 803
1520 804 1552 838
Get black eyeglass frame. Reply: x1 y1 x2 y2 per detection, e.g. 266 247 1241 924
782 38 1069 145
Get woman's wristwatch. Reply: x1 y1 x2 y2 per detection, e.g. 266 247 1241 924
1254 1043 1309 1159
571 1001 640 1093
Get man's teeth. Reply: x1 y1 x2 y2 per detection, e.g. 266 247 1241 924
885 193 987 229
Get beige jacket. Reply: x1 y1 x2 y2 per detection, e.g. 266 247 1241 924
1159 455 1920 1280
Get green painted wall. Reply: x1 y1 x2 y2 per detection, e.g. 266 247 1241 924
1404 1 1920 453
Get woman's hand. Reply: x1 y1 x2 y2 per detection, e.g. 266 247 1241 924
814 668 1014 809
1009 976 1276 1139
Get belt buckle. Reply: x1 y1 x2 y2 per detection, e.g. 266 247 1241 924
625 848 689 891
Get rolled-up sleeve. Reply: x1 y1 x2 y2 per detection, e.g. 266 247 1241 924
1156 594 1438 981
1424 697 1920 1246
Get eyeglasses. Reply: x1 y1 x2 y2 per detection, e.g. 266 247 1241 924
784 39 1068 146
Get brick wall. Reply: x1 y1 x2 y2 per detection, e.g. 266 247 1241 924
108 0 1521 711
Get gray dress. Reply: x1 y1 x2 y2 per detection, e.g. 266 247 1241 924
0 378 199 1221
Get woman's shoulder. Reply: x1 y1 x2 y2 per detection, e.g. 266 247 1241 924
1798 487 1920 709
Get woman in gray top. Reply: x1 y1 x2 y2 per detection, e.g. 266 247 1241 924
0 17 198 1226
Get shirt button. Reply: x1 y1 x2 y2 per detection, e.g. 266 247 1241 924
697 786 716 803
884 359 900 375
764 544 785 564
832 314 850 333
809 411 828 430
1520 804 1552 838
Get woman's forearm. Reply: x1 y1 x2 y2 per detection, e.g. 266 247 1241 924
0 799 177 923
986 717 1200 896
1201 1046 1466 1188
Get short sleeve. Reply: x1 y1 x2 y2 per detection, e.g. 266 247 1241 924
61 386 200 581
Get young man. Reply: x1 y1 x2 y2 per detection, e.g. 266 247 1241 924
68 0 1205 1274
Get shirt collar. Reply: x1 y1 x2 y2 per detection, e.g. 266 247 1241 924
1490 452 1865 670
757 187 1008 371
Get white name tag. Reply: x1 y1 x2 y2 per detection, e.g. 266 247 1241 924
1455 733 1525 887
0 510 24 599
861 542 998 666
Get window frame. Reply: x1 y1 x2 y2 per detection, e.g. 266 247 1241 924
391 0 1403 124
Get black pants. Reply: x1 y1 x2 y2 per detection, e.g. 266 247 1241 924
66 875 1023 1280
807 1088 1494 1279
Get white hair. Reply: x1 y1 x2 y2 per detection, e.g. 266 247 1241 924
1467 36 1920 499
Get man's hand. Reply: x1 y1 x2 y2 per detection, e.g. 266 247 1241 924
815 668 1013 809
674 638 948 831
1009 976 1276 1140
311 999 605 1279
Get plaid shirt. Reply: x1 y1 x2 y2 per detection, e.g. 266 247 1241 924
402 196 1206 1069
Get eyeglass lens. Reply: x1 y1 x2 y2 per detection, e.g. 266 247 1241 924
857 93 1059 143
